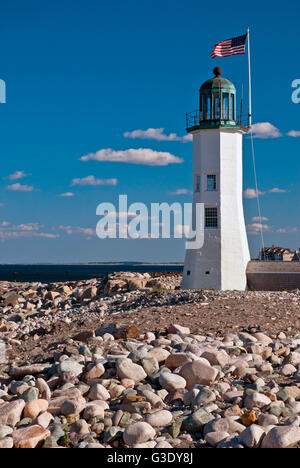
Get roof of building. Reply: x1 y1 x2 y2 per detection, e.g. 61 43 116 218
261 246 294 254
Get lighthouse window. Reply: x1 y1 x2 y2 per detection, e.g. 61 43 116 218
207 174 216 191
195 175 201 192
205 207 218 229
203 95 212 120
207 96 211 119
230 94 235 120
213 94 221 120
223 93 229 120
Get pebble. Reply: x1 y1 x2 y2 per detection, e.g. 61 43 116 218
146 410 173 427
261 425 300 448
24 399 49 419
244 393 272 409
238 424 266 448
117 359 147 383
88 384 110 401
205 431 230 447
179 360 218 389
159 373 186 391
123 422 156 446
12 425 51 448
1 274 300 449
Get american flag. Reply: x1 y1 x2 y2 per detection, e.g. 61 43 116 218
211 33 248 59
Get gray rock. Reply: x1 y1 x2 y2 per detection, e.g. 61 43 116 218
43 436 59 448
103 426 123 443
277 388 289 402
0 425 13 439
49 424 65 442
58 360 84 377
194 387 216 406
182 409 214 433
21 387 39 403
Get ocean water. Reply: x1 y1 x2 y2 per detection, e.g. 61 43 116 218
0 264 184 283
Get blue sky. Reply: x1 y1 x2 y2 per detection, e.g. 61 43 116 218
0 0 299 263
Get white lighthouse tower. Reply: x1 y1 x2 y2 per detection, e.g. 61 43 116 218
182 67 250 291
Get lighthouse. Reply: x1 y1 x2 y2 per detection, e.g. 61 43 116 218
182 67 250 291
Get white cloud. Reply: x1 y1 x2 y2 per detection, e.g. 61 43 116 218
182 134 193 142
244 187 287 199
8 170 28 180
17 223 40 231
0 222 59 241
276 227 299 233
58 225 96 239
58 225 73 235
124 128 192 143
246 223 272 235
251 122 282 139
0 231 59 240
268 187 287 193
243 188 266 199
71 176 118 186
60 192 75 197
252 216 269 222
80 148 183 166
168 188 192 195
287 130 300 138
174 224 190 236
6 183 34 192
77 227 95 237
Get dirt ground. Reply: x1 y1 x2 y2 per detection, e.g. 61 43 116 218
7 290 300 366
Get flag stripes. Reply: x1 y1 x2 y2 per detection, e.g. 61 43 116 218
211 34 248 59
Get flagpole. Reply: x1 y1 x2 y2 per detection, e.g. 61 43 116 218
247 26 265 252
247 26 252 128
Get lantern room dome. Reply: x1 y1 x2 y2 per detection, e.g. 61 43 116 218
200 67 236 94
200 76 236 93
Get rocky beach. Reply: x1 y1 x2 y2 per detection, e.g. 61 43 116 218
0 272 300 448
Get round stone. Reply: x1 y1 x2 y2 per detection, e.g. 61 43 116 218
123 422 155 446
146 410 173 428
159 373 186 391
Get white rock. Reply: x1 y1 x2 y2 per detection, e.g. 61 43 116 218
117 359 147 383
238 424 265 448
244 392 271 409
88 384 110 401
159 373 186 391
168 324 190 335
146 410 173 428
133 441 157 448
281 364 297 376
205 431 230 447
155 441 173 448
261 425 300 448
123 422 156 446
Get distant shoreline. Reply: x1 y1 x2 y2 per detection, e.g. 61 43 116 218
0 262 184 266
0 263 184 283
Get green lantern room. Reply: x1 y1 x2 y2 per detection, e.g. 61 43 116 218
186 67 248 132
